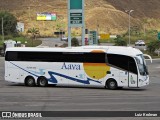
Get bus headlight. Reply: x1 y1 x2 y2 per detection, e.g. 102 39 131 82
139 79 143 82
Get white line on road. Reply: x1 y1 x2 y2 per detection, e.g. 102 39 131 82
146 58 160 61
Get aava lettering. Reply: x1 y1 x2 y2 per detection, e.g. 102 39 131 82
61 63 81 70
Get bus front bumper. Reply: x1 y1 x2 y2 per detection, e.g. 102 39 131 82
138 75 149 87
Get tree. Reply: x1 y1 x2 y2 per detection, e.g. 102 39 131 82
71 37 79 46
0 11 17 35
55 17 66 39
27 28 40 39
27 28 40 46
114 35 127 46
147 41 160 54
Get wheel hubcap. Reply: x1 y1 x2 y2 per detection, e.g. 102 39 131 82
40 79 46 86
28 79 33 85
110 82 115 87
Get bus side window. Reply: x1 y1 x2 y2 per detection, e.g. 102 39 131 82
107 54 138 74
128 57 138 74
107 54 128 71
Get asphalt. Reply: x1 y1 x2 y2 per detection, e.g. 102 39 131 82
0 57 160 120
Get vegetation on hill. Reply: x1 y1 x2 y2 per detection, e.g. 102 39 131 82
0 11 41 47
1 0 160 36
0 0 160 53
0 11 17 35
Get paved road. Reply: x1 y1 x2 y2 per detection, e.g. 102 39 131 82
0 57 160 120
38 37 82 47
37 38 67 47
37 38 147 52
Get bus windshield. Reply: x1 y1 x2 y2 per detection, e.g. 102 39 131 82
135 54 148 76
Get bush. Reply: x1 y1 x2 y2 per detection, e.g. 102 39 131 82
0 11 17 35
114 35 127 46
147 41 160 54
71 37 79 46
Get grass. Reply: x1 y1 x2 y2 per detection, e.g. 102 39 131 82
99 30 158 44
0 35 42 47
99 38 115 43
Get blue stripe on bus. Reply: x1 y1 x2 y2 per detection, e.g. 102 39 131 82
9 62 102 85
48 71 102 85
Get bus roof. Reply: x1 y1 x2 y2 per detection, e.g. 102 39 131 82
6 46 142 57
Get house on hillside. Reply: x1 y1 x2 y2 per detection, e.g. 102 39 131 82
16 22 24 32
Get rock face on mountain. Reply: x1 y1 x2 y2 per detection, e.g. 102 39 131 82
0 0 160 35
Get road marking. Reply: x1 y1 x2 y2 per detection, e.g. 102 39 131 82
156 66 160 69
25 104 42 107
146 58 160 61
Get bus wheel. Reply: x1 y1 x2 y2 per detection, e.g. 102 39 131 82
106 79 118 90
25 76 35 87
37 77 48 87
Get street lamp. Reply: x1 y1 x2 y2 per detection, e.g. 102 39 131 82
126 10 134 46
1 17 4 42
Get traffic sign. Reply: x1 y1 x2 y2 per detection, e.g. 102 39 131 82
68 0 85 47
158 32 160 40
70 13 82 25
70 17 82 20
100 34 110 39
70 13 82 16
70 21 82 24
70 0 82 9
89 31 98 45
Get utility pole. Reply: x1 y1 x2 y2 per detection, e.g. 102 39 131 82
125 10 134 46
28 6 31 21
2 17 4 42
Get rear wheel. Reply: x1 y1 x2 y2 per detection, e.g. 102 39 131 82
106 79 118 90
25 76 35 87
37 77 48 87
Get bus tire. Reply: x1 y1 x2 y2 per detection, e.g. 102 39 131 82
37 77 48 87
106 79 118 90
25 76 35 87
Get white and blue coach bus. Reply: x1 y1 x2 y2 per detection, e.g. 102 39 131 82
5 46 151 89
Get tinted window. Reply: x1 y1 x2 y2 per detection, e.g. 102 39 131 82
5 51 105 63
129 57 138 74
107 54 137 74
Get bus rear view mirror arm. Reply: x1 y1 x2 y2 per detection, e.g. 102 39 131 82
144 54 152 63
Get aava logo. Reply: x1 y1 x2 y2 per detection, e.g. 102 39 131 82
61 63 81 70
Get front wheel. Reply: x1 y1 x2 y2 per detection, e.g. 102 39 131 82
106 79 118 90
37 77 48 87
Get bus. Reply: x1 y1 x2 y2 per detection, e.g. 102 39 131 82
5 46 151 90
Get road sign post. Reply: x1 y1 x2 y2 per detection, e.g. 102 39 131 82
70 13 82 24
68 0 85 47
158 32 160 41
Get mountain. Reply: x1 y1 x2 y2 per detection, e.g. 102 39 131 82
0 0 160 35
106 0 160 18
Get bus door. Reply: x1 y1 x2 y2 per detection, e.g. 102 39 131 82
128 73 138 87
128 57 138 88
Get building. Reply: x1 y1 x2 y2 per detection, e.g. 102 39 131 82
16 22 24 32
